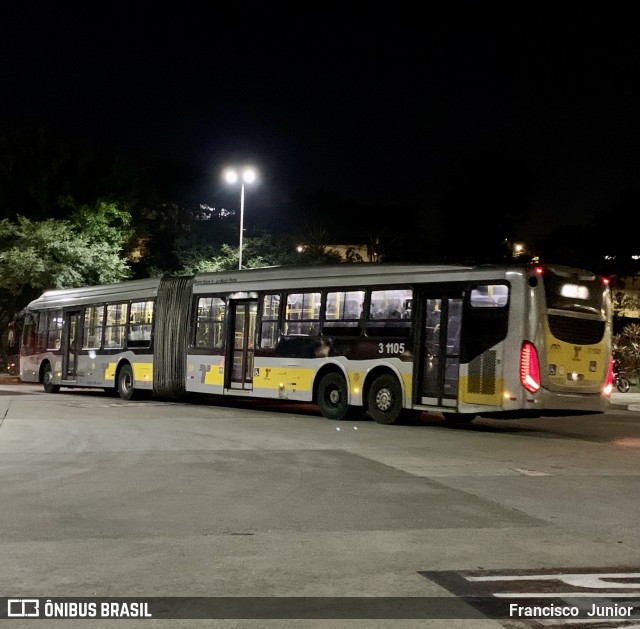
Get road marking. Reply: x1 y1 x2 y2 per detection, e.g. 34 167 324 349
513 467 552 476
421 568 640 628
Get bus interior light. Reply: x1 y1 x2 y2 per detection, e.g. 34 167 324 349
560 284 589 300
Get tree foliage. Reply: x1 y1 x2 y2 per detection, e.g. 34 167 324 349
613 323 640 379
0 198 133 362
0 199 132 295
174 232 342 275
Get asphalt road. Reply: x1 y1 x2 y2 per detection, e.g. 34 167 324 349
1 381 639 628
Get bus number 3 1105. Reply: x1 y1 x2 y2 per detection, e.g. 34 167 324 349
378 342 405 354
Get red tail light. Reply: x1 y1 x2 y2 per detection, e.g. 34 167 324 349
520 341 541 393
603 358 614 397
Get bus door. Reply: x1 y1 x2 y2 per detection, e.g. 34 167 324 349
61 309 81 380
419 294 463 407
227 300 258 390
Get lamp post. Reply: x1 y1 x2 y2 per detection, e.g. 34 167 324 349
223 167 257 270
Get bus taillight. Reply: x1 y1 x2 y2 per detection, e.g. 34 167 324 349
520 341 541 393
603 358 614 397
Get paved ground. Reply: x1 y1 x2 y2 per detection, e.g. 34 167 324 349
1 377 639 628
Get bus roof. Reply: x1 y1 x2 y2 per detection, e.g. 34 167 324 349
26 277 162 310
24 262 597 310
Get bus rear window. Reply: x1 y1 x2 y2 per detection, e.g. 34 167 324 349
543 268 604 315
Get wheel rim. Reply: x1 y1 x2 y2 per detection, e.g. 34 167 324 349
328 388 341 406
121 371 132 395
375 387 393 412
44 369 52 385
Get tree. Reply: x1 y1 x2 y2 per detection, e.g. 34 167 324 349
613 323 640 380
174 232 342 275
0 198 133 361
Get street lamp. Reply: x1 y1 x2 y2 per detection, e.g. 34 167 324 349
223 167 257 270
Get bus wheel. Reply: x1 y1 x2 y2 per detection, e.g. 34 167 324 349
317 372 350 420
42 363 60 394
368 374 402 425
117 364 137 401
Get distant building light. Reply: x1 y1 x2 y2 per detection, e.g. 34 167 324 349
513 242 525 257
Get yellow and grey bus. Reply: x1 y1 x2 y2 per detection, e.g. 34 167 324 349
19 262 614 424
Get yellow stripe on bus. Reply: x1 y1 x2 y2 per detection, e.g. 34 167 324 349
104 362 153 383
459 377 504 406
132 363 153 382
253 367 314 392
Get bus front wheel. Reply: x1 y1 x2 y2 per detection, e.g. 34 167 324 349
117 364 137 401
368 374 402 425
317 372 350 420
42 363 60 394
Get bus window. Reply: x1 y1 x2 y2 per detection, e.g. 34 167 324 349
36 311 47 352
128 300 154 347
195 296 226 349
105 303 127 349
260 293 281 349
46 310 63 350
82 305 105 350
324 290 364 335
470 284 509 308
284 292 320 336
366 288 413 336
446 300 462 353
425 299 442 356
21 314 37 355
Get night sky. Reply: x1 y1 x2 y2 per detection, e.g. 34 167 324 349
2 5 639 239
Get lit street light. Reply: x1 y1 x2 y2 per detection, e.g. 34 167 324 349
223 167 257 270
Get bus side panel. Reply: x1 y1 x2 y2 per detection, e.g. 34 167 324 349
458 344 505 407
20 351 58 384
252 356 316 400
185 355 225 394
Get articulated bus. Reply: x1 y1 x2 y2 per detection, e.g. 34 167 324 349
19 262 614 425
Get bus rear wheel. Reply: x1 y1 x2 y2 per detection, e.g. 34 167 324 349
42 362 60 394
317 372 350 420
368 374 402 425
117 364 137 401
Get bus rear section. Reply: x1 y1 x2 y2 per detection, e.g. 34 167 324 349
519 264 612 415
416 265 612 422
